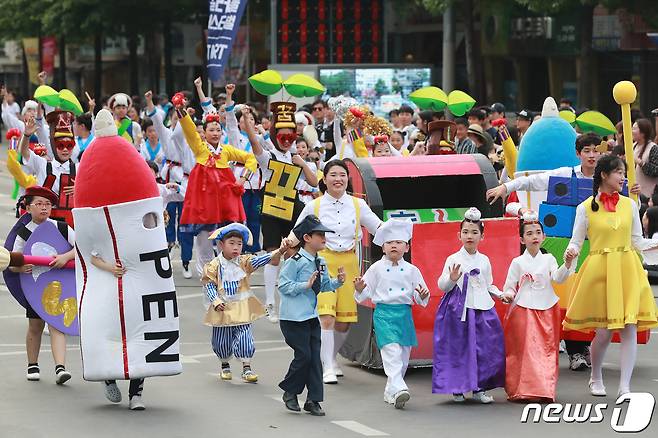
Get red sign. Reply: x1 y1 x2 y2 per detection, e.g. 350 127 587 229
41 36 57 77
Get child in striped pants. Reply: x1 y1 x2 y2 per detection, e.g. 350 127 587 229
203 223 286 383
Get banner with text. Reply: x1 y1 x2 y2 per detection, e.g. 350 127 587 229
207 0 248 82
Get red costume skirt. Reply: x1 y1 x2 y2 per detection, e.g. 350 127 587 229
504 303 561 402
180 164 245 225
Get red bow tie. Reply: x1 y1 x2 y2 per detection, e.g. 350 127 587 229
599 192 620 212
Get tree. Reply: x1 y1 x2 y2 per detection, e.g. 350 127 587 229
415 0 483 101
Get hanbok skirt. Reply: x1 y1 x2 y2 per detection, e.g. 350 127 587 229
504 303 561 401
180 164 245 226
432 287 505 394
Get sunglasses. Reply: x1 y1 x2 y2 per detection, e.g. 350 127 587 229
277 133 297 144
313 106 324 111
56 143 75 151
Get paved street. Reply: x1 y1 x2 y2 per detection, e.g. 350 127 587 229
0 150 656 438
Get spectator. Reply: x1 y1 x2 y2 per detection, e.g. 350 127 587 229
398 105 417 138
454 118 477 154
389 109 401 129
467 108 487 129
490 102 505 121
633 118 658 197
311 99 325 125
515 109 533 142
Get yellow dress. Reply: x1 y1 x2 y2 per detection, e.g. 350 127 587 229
563 195 658 331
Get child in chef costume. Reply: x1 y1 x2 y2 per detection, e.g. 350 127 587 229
353 219 430 409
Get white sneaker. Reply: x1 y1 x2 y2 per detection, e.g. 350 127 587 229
104 382 122 403
55 369 71 385
323 370 338 384
559 340 566 353
333 360 343 377
569 353 589 371
266 304 278 323
589 379 606 397
129 396 146 410
182 266 192 279
452 393 466 403
394 390 411 409
26 366 40 381
384 393 395 404
472 391 494 404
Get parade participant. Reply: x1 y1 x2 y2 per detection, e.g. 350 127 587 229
487 133 642 371
144 90 194 279
295 160 381 384
1 86 38 133
73 109 182 411
243 101 319 323
139 118 165 169
294 138 320 204
73 112 94 162
20 113 77 227
433 207 506 403
563 155 658 397
202 224 287 383
108 93 141 147
501 211 574 402
353 219 430 409
331 99 370 159
174 93 257 277
278 215 345 416
10 186 75 384
223 84 266 254
389 131 409 155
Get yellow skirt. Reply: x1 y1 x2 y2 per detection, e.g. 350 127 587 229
317 249 359 323
563 249 658 332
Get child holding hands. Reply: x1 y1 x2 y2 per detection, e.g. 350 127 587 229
353 219 430 409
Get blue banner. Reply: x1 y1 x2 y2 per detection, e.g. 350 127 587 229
207 0 248 82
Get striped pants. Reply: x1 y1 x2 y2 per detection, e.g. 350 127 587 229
211 324 255 360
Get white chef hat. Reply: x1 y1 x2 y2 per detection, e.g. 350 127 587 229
373 219 413 247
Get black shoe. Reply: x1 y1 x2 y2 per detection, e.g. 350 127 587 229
282 392 300 412
303 400 325 416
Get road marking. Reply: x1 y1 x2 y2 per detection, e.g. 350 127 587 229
177 293 202 300
0 314 23 319
265 394 283 403
331 421 389 436
188 346 289 360
180 355 200 364
0 346 80 356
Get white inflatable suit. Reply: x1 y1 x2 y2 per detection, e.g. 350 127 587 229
74 110 182 381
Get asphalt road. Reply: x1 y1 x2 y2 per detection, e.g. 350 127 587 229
0 145 656 438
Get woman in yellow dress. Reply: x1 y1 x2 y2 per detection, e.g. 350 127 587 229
564 155 658 397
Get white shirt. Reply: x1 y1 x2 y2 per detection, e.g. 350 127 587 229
504 165 587 193
438 247 502 312
295 192 382 252
354 257 429 307
140 140 166 168
1 102 24 132
567 195 658 254
157 183 185 209
503 250 571 310
333 119 358 160
22 153 72 193
225 107 263 190
12 219 75 253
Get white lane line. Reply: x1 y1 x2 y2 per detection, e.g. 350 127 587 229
265 394 283 403
0 346 80 356
331 421 389 436
176 293 202 300
0 314 23 319
188 346 289 360
180 355 201 364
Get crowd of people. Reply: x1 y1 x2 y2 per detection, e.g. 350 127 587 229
1 73 657 416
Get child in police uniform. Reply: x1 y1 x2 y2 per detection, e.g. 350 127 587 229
203 223 287 382
278 214 345 416
353 219 430 409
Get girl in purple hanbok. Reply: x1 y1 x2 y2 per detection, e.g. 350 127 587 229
432 207 506 403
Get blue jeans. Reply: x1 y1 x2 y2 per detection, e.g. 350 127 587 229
166 201 193 263
242 189 262 253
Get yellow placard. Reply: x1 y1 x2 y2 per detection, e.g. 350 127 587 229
262 160 302 221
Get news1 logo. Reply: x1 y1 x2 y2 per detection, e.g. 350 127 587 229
520 393 655 432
